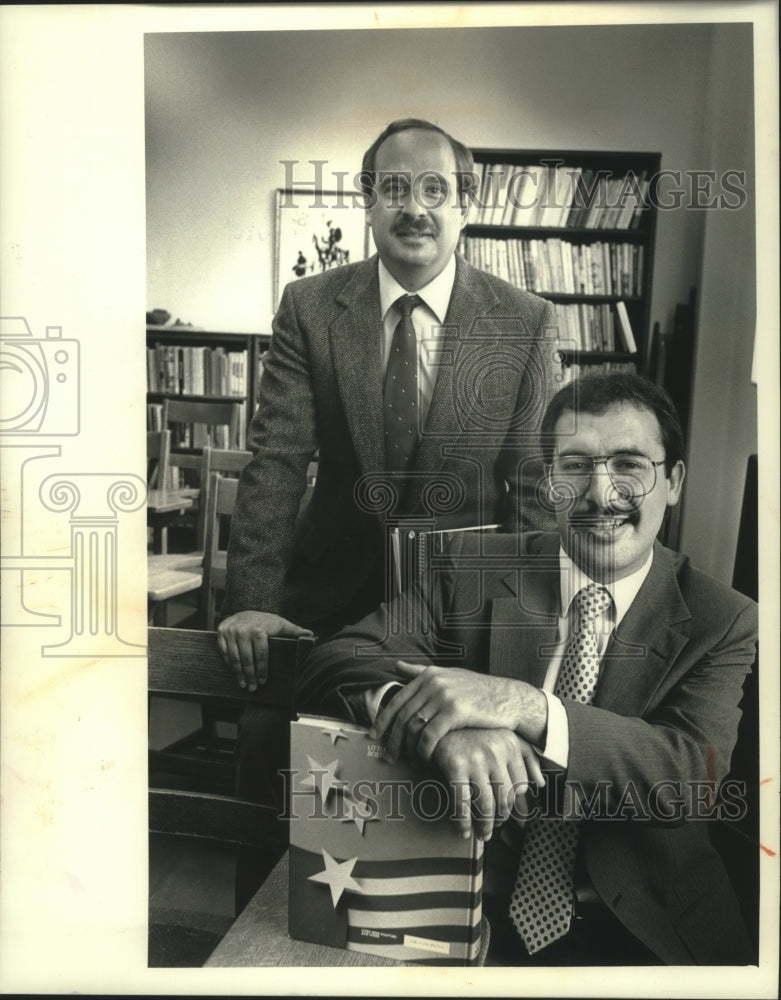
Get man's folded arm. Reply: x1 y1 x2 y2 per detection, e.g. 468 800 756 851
296 533 466 718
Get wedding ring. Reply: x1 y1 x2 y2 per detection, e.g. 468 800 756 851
415 713 429 725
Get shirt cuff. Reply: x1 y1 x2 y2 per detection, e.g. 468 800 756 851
539 690 569 768
364 682 403 725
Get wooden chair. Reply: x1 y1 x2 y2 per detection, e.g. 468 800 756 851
149 462 249 762
149 627 492 969
148 626 315 965
147 444 202 624
197 447 251 550
147 428 171 490
148 625 311 795
200 472 240 630
148 447 251 565
158 398 243 553
147 448 251 627
146 428 202 624
147 567 205 627
147 428 183 555
162 397 243 454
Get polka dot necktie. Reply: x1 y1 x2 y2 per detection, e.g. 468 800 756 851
509 582 612 955
384 294 421 472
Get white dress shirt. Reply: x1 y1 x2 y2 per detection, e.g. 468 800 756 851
540 546 654 766
365 546 654 761
378 256 456 425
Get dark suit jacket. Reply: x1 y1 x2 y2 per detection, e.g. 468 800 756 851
297 531 759 964
225 254 559 632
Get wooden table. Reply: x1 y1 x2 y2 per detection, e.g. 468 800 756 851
147 487 198 513
147 488 198 554
205 853 413 967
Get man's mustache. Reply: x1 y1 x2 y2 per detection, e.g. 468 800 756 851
392 220 435 237
567 503 642 525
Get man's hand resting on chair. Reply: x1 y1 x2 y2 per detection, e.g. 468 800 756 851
217 611 313 690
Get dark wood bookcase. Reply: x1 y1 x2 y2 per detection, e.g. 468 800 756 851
146 327 271 450
463 149 661 376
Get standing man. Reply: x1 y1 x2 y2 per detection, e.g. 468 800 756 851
218 118 559 689
298 372 758 965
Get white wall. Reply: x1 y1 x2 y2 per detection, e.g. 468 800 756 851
145 22 756 580
679 23 757 582
146 24 715 333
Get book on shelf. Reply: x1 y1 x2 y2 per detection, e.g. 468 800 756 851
477 162 502 224
459 236 644 300
490 164 512 226
147 402 163 432
467 160 484 213
565 168 592 228
288 714 484 965
529 163 550 226
146 344 247 397
470 161 653 233
615 300 638 353
496 163 528 227
500 164 520 226
552 302 617 352
561 358 638 384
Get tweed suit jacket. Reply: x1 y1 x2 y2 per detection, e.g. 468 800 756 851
225 254 559 631
297 531 759 964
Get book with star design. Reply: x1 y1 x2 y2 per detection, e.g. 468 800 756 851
287 714 484 964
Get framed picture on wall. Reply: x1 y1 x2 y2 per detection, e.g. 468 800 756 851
274 188 370 309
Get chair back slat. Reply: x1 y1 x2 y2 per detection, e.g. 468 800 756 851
149 788 284 851
204 446 253 478
201 474 240 629
147 429 171 490
148 626 314 857
163 397 242 451
148 626 312 715
190 448 250 551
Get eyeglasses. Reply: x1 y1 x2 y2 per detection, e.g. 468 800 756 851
547 454 667 503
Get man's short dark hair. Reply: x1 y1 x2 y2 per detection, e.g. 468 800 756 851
360 118 475 202
540 371 685 475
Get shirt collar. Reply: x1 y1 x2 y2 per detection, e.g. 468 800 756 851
378 256 456 324
558 546 654 625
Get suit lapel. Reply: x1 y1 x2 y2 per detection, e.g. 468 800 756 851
329 257 385 475
594 544 691 716
488 534 560 689
486 540 691 718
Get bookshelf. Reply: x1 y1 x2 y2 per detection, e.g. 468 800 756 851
461 149 661 378
146 327 271 450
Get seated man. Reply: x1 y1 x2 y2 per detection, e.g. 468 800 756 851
296 371 758 966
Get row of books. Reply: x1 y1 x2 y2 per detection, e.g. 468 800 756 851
560 359 638 384
470 162 649 230
458 235 644 298
147 344 248 397
146 401 247 450
553 301 637 354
